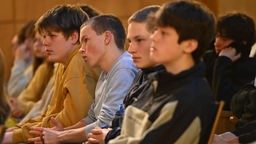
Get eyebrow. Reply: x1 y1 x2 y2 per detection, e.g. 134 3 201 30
132 35 144 40
80 35 87 42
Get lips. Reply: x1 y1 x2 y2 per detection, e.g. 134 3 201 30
45 50 53 56
81 55 87 62
132 56 140 62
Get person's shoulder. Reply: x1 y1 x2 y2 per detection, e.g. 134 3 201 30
68 52 85 68
114 51 138 70
202 49 217 60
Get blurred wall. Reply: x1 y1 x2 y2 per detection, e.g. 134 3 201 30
0 0 255 80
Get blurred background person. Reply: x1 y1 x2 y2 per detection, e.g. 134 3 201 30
7 20 36 98
211 12 256 110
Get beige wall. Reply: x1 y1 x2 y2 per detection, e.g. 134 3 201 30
218 0 256 20
0 0 172 80
0 0 255 80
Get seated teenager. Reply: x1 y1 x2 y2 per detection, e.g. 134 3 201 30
87 5 163 144
106 1 217 144
28 14 138 144
2 5 99 143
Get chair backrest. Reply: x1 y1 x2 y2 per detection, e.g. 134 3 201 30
0 125 6 143
208 100 225 144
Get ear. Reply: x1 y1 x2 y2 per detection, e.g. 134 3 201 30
104 31 112 45
70 31 79 45
182 39 198 53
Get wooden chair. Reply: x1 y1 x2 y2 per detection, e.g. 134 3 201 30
215 110 238 134
208 101 225 144
0 125 6 143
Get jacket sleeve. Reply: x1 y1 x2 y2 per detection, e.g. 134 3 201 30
212 56 238 109
84 69 136 136
109 102 201 144
232 120 256 143
41 76 93 127
17 63 51 115
8 60 32 98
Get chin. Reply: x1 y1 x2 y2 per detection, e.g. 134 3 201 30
136 65 142 69
87 62 95 67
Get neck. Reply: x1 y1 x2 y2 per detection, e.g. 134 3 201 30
165 55 195 75
100 47 123 72
61 45 78 65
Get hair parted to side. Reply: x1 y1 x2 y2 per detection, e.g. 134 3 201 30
128 5 160 33
35 4 89 43
152 0 216 61
81 14 126 50
128 5 160 23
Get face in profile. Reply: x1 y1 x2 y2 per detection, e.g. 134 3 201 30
33 32 45 58
214 33 234 54
150 26 183 67
79 25 105 67
127 22 156 69
41 30 75 63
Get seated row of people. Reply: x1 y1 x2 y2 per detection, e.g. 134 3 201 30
5 1 217 143
1 0 256 143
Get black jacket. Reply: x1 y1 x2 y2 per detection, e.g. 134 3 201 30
105 65 165 143
212 56 256 110
109 62 216 144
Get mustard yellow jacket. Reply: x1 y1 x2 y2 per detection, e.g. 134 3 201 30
13 47 100 143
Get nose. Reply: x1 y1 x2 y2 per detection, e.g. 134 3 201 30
79 45 86 54
42 38 49 47
128 42 136 54
151 30 159 42
214 37 221 47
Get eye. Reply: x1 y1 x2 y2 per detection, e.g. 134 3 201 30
127 39 131 44
48 34 56 38
161 30 166 35
135 38 144 43
82 38 89 44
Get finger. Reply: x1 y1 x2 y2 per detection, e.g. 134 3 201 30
88 132 93 138
29 127 44 135
32 127 44 131
88 137 100 144
88 132 101 140
50 117 63 129
234 53 241 60
91 129 102 135
29 130 43 135
43 127 55 133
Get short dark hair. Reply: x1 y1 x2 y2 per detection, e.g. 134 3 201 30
128 5 160 33
81 15 126 50
36 4 88 42
217 12 255 48
153 0 216 61
80 5 101 18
